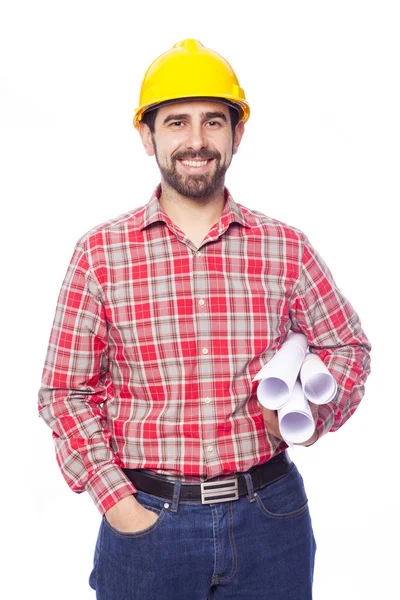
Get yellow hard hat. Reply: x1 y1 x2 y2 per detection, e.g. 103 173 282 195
133 38 250 129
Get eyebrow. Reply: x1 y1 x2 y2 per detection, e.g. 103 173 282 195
162 111 228 126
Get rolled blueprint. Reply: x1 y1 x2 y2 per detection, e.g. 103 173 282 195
278 379 315 444
300 352 338 405
254 332 308 409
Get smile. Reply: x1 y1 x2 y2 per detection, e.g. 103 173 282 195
177 158 215 172
181 160 209 167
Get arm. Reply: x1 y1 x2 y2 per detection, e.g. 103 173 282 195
288 235 372 441
38 242 136 514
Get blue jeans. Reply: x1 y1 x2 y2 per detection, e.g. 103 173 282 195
89 461 316 599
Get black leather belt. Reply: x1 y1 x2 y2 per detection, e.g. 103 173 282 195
123 451 292 505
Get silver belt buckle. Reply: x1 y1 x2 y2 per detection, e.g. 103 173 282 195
201 478 239 504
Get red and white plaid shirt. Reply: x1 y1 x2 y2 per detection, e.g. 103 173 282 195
38 186 371 514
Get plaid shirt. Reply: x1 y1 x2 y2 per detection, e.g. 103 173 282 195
38 186 371 514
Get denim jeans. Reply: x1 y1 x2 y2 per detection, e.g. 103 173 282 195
89 461 316 599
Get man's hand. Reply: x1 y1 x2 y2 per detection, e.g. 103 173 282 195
105 494 159 533
257 401 319 446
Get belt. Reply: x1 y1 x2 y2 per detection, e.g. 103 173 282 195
123 451 292 505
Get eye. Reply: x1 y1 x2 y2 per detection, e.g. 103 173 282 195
170 121 184 127
206 120 220 127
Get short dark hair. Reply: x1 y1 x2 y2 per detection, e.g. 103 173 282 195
141 102 240 133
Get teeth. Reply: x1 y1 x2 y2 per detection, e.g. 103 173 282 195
181 160 209 167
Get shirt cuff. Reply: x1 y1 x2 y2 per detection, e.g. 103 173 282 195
86 463 138 514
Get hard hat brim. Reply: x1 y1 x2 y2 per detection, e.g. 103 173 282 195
134 95 250 129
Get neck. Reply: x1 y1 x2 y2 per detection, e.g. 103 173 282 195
158 180 226 229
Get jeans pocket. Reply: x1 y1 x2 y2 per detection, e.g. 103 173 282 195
103 501 168 538
254 463 309 519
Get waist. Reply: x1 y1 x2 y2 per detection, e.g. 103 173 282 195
123 450 292 505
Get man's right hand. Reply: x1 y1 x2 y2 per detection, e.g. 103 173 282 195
104 494 159 533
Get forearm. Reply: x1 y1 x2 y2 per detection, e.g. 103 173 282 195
39 385 137 513
313 339 371 436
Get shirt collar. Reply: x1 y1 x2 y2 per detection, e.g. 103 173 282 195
139 184 252 231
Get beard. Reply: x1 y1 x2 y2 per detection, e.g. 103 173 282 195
152 140 231 199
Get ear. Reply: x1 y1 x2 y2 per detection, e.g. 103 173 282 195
139 122 156 156
232 120 245 155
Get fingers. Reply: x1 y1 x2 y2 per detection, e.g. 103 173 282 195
257 402 283 440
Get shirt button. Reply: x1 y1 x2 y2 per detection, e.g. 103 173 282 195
204 397 211 404
207 446 214 452
196 251 202 257
202 348 209 355
199 299 205 306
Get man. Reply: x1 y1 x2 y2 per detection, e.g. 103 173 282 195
38 39 371 599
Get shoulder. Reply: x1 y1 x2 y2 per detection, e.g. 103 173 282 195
236 201 308 245
74 203 147 253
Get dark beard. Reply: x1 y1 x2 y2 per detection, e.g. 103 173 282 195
153 144 230 199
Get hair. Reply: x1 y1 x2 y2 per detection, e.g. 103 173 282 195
141 102 240 133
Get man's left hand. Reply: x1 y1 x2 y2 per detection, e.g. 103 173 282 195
257 400 319 447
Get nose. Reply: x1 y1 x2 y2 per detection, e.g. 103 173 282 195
185 124 207 153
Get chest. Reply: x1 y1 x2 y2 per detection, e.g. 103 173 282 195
100 236 295 363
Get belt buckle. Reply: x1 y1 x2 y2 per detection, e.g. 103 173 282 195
201 478 239 504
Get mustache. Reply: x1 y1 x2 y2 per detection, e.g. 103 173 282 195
172 150 221 161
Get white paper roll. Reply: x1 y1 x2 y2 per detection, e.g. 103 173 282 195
255 332 308 409
257 377 290 410
278 379 315 444
300 352 337 405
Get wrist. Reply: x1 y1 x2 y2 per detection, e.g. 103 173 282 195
302 429 319 447
105 494 140 518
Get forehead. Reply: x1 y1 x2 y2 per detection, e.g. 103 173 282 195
155 99 230 122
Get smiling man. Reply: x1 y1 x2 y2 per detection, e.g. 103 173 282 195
38 39 371 599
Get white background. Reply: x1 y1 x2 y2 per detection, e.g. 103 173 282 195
1 1 399 598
